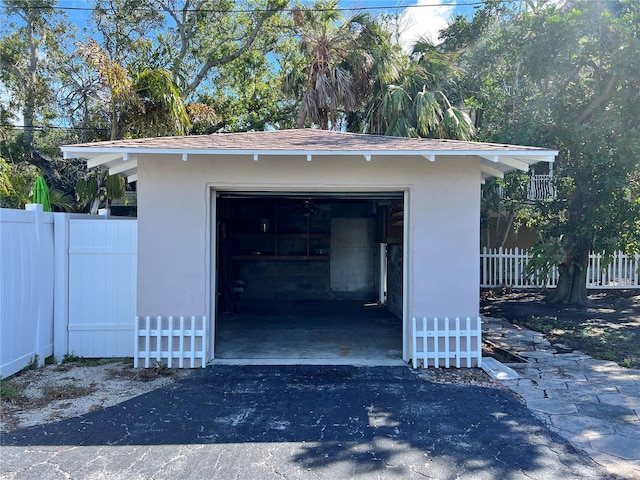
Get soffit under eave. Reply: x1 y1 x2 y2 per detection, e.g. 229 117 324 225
62 147 558 183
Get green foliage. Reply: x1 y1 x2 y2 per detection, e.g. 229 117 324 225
76 170 126 213
0 1 72 150
525 236 574 286
75 176 99 205
105 173 125 200
0 157 39 208
61 353 82 364
48 189 75 212
366 40 474 140
520 314 639 369
196 19 297 132
451 0 640 301
288 1 401 130
24 355 39 371
131 68 191 137
0 378 23 402
61 353 125 367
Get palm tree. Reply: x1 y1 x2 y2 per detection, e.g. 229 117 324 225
366 40 475 140
289 1 400 130
79 39 190 140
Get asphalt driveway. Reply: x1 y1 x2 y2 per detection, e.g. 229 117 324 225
1 365 611 479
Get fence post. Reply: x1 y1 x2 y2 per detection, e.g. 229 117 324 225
498 247 503 285
514 247 520 287
25 204 47 367
480 247 487 287
53 213 70 361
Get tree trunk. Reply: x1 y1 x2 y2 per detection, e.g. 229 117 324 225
110 103 119 140
27 151 63 192
548 241 590 305
295 106 306 129
23 7 39 154
495 209 516 249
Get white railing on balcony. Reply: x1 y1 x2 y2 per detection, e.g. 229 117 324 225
527 175 556 200
494 174 556 201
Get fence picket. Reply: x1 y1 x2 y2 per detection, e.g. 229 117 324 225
444 318 450 369
145 316 151 368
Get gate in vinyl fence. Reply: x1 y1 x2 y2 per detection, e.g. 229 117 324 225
67 218 137 358
412 317 482 368
481 247 640 289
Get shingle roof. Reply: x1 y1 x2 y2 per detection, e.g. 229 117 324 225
61 128 558 183
65 128 549 153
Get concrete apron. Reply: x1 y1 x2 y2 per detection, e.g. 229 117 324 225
213 300 406 366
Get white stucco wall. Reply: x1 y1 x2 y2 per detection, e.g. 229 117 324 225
136 153 481 359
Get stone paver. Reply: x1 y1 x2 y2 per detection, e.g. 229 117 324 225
526 398 579 415
484 316 640 480
590 435 640 461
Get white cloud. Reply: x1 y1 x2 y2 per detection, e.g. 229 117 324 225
398 1 457 51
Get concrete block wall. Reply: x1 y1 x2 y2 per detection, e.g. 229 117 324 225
238 260 330 300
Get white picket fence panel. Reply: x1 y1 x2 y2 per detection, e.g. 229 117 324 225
68 218 137 357
412 317 482 369
587 252 640 288
134 316 207 368
481 247 640 289
0 206 54 377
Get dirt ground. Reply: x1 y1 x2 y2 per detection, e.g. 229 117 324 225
0 360 187 432
481 288 640 368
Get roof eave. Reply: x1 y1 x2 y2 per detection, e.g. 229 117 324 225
60 145 558 182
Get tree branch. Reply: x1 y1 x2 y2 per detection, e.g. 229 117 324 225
3 61 25 83
575 74 617 125
185 11 271 95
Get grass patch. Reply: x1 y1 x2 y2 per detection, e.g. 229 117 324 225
0 378 25 404
517 315 640 369
24 355 40 371
39 383 96 403
61 354 126 367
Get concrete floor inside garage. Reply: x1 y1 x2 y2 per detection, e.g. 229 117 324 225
213 300 404 365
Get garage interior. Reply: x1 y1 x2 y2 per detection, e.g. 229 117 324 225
214 193 405 364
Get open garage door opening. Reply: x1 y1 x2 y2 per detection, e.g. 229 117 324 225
213 192 405 365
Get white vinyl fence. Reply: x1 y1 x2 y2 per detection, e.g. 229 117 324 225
481 247 640 289
1 205 54 376
0 206 136 377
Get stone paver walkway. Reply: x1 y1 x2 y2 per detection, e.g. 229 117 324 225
483 317 640 480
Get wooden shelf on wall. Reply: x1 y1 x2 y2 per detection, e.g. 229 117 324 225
231 255 329 261
233 233 329 239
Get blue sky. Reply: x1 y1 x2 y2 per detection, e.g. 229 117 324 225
54 0 476 47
